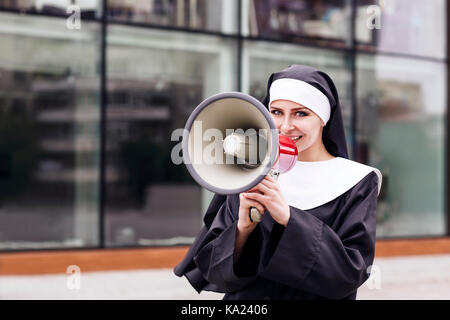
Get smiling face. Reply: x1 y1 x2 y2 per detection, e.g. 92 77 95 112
269 99 325 156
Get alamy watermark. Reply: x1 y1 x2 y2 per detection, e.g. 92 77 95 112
66 5 81 30
366 5 382 30
66 265 81 290
170 122 277 166
365 264 381 290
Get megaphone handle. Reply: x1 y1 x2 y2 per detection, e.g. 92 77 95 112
249 168 280 223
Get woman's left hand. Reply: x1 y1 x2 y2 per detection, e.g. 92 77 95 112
242 175 290 227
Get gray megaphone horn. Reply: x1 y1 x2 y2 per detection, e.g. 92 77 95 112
182 92 298 222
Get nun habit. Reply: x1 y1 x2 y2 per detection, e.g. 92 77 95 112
174 65 382 300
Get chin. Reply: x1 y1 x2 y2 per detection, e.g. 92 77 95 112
296 145 307 153
296 142 312 154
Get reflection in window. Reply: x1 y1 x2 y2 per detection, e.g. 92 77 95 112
0 13 101 250
357 54 446 237
105 25 238 247
356 0 446 59
245 0 350 47
0 0 101 18
107 0 238 34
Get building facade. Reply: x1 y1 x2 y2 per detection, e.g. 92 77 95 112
0 0 448 253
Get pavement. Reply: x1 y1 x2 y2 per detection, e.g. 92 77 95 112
1 254 450 300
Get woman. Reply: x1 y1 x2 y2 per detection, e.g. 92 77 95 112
174 64 382 300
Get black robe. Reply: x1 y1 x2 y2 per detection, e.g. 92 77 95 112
174 170 379 300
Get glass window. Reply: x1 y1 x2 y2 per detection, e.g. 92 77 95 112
242 40 353 155
356 0 446 59
0 0 102 18
0 12 101 250
105 25 238 247
242 0 351 48
356 54 446 237
107 0 239 34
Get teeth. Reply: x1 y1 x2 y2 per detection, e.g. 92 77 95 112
291 136 302 141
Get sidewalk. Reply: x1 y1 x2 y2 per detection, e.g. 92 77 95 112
1 254 450 300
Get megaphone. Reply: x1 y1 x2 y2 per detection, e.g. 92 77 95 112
182 92 298 222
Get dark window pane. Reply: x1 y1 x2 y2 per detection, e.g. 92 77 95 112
244 0 351 48
107 0 239 34
0 0 102 18
0 13 101 250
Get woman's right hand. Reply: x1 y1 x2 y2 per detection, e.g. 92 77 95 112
237 192 266 232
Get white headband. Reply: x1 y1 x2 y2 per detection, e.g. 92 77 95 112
269 78 331 125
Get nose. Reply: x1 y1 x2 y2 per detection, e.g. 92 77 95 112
279 115 294 133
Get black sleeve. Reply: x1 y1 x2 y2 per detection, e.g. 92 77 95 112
258 171 379 299
193 194 262 293
173 194 228 293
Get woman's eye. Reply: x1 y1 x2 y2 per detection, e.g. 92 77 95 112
296 111 308 117
271 110 282 116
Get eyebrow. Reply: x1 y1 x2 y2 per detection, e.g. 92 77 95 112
270 106 309 111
